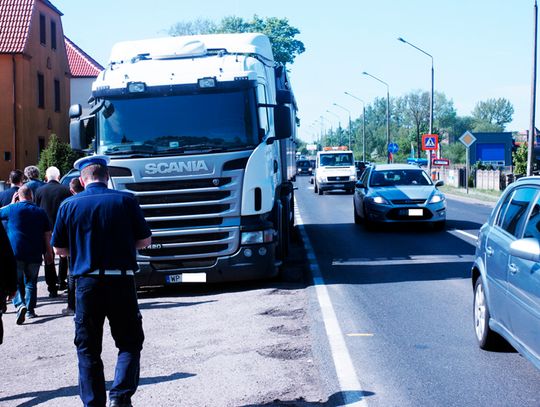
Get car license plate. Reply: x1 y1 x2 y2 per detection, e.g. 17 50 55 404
408 209 423 217
166 273 207 284
333 184 344 188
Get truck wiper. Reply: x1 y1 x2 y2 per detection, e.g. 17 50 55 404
103 146 156 156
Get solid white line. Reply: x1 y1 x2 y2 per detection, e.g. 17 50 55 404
453 229 478 241
295 207 368 407
333 254 475 267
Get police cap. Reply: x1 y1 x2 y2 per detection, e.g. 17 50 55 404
74 155 111 171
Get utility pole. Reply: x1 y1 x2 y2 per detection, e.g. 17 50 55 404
529 0 538 176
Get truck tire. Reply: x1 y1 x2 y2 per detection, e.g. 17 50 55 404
314 182 318 193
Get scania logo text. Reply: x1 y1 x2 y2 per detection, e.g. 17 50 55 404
144 160 209 175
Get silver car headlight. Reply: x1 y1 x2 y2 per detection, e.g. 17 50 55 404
429 194 445 204
368 195 390 205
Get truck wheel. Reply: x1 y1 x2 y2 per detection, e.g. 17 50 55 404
275 200 289 261
314 182 318 193
318 186 323 195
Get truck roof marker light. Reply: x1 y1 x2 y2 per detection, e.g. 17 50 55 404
198 77 216 88
127 82 146 93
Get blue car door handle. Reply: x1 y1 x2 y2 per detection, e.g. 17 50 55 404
509 263 519 274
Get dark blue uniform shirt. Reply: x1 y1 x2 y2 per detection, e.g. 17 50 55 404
0 201 50 263
51 182 151 277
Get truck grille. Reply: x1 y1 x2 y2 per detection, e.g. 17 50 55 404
120 174 242 266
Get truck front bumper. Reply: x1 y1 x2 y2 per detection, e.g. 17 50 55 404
135 242 277 286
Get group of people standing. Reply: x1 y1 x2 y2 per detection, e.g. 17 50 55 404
0 157 152 407
0 165 83 328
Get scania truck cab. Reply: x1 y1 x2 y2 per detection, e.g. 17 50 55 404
313 148 356 195
69 33 297 285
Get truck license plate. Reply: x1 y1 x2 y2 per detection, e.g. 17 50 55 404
408 209 423 217
166 273 207 284
333 184 344 188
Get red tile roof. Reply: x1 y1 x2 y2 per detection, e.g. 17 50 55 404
65 36 103 77
0 0 34 53
0 0 62 54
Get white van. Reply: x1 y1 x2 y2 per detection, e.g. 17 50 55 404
314 149 356 195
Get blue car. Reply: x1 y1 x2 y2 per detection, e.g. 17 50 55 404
472 176 540 370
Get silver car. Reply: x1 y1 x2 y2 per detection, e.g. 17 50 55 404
472 176 540 370
353 164 446 230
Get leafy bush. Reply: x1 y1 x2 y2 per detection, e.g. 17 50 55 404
37 134 81 178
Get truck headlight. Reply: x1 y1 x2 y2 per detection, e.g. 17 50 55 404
241 230 274 244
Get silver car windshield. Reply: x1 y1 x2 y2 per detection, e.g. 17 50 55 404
370 169 432 187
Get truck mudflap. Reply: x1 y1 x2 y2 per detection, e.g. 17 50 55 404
135 242 277 286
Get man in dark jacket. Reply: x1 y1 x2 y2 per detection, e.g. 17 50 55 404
35 166 72 296
0 185 52 322
24 165 45 197
0 223 16 345
0 170 24 207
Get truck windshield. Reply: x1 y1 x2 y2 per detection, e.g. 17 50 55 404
96 89 259 155
319 153 353 167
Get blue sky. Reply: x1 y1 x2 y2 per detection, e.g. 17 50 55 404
54 0 536 143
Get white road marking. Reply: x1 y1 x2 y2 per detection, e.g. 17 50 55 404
333 254 475 267
453 229 478 241
295 207 368 407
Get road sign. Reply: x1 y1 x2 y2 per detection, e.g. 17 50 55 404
388 142 399 154
459 131 476 147
422 134 438 151
432 158 450 166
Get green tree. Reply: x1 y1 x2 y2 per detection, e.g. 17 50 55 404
472 98 514 131
445 142 466 165
168 15 305 65
167 18 217 35
513 142 528 175
37 134 80 178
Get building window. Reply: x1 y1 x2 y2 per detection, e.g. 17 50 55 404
54 79 60 112
38 138 45 160
39 14 46 45
37 73 45 108
50 21 57 50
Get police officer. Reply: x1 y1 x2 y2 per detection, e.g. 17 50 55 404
51 156 151 407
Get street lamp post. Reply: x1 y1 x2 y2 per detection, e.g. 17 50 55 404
326 110 341 145
344 92 367 162
398 36 435 168
333 103 352 150
363 71 390 163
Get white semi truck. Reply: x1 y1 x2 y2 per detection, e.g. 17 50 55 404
68 33 298 285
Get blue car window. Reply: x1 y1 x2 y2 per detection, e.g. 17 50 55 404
500 187 538 237
523 199 540 240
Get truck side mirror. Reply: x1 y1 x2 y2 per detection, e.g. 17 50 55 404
276 90 292 104
70 120 86 151
69 104 82 119
274 105 292 140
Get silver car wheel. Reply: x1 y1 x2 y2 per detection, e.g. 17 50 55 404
474 280 486 342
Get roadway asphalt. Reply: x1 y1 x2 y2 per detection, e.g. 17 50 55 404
294 175 540 407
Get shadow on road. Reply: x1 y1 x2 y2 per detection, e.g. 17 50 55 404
139 299 216 309
0 372 195 407
240 390 375 406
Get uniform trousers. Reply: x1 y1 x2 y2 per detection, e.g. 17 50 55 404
75 274 144 407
